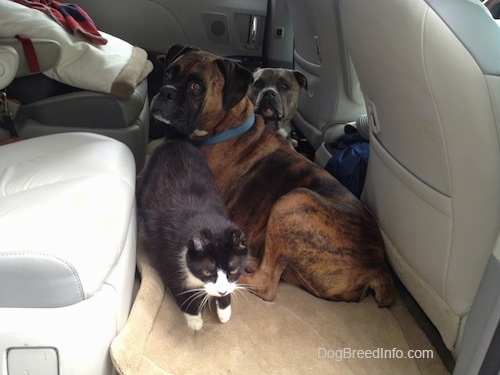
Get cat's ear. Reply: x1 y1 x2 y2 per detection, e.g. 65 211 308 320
189 230 211 253
230 228 248 254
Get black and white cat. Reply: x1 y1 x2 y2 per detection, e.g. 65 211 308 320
137 138 248 331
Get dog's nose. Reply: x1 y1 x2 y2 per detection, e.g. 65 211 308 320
263 90 277 99
159 86 178 101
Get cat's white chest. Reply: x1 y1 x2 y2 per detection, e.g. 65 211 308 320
206 270 235 297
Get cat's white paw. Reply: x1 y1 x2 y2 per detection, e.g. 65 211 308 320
216 302 232 323
184 313 203 331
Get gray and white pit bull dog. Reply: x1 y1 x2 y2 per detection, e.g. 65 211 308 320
247 68 312 146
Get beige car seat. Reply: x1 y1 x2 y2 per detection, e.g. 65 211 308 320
340 0 500 356
0 33 138 375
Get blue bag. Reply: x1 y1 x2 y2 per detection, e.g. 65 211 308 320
325 133 369 198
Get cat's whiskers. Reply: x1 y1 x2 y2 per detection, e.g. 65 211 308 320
179 289 207 312
227 282 265 306
235 283 251 290
235 282 268 299
176 287 205 296
177 288 216 317
236 283 266 290
197 294 211 315
230 290 245 306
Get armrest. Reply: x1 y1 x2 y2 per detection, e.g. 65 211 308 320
0 37 61 77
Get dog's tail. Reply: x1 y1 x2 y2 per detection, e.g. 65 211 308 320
367 270 395 307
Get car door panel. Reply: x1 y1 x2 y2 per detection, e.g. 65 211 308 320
72 0 267 63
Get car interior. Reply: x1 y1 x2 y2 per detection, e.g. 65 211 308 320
0 0 499 374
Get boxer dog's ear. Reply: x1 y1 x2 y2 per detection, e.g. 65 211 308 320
158 44 200 67
216 59 254 110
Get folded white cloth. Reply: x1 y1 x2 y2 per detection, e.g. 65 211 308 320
0 0 153 98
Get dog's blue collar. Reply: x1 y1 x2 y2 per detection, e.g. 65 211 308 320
193 114 255 147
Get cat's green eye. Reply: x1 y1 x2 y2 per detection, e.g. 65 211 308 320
229 268 239 275
203 270 214 277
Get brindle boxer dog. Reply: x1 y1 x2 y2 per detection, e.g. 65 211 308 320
150 44 394 306
247 68 312 145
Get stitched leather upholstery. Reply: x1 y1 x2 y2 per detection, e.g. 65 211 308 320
340 0 500 356
0 133 137 374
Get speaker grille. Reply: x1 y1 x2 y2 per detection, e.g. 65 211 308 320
202 13 230 44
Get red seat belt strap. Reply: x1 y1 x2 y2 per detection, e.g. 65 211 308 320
16 34 41 73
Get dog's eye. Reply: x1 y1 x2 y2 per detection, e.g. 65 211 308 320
191 82 202 91
189 81 204 94
253 80 264 89
164 70 172 81
279 82 290 91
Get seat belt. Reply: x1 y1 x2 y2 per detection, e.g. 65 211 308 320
16 34 41 73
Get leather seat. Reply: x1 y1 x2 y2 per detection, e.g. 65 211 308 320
0 132 137 375
286 0 366 150
340 0 500 356
0 35 137 375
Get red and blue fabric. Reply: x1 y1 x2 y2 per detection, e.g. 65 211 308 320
12 0 107 45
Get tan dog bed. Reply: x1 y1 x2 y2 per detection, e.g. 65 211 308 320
110 231 449 375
